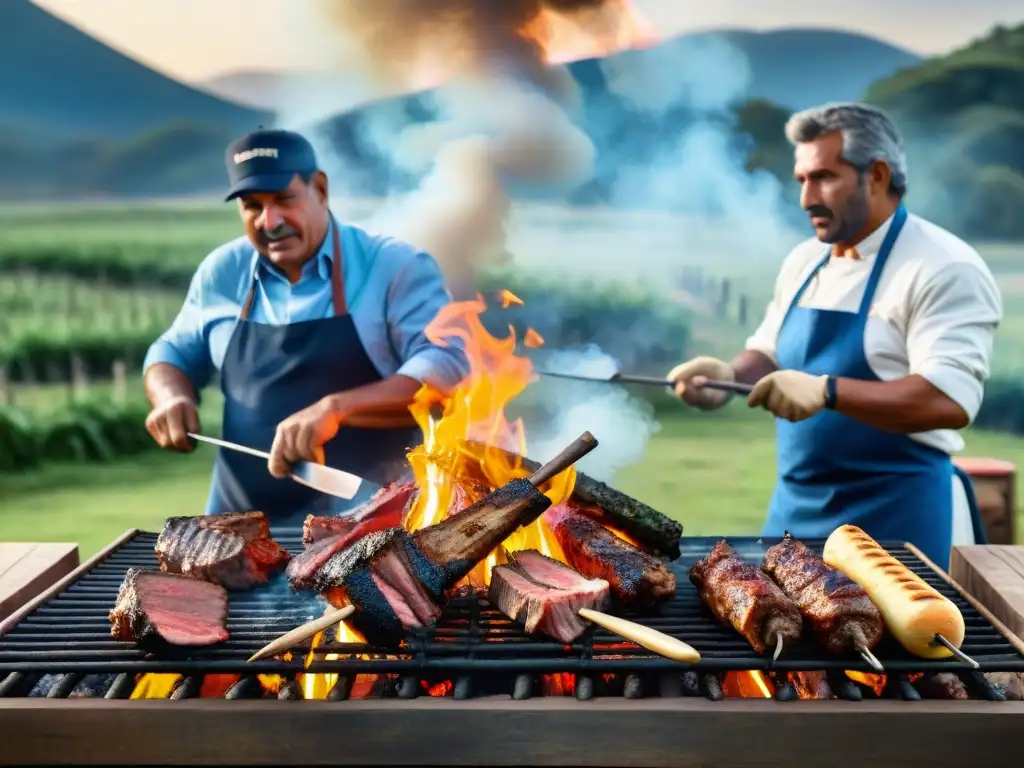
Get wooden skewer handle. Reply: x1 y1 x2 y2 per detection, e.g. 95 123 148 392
578 608 700 663
527 431 599 487
247 605 356 663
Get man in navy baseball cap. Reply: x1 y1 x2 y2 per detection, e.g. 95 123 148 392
142 126 468 523
224 128 320 202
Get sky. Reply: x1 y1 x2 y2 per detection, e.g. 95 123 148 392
30 0 1024 83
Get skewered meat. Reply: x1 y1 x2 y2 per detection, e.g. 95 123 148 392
464 440 682 558
689 540 803 655
288 509 407 589
109 568 228 648
761 532 883 655
543 503 676 608
487 550 610 643
155 512 290 590
303 481 416 544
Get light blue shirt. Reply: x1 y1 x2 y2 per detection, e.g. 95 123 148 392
143 217 469 395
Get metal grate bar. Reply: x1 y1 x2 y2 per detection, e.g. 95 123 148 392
0 531 1021 679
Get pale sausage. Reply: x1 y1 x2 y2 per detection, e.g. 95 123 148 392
822 525 964 659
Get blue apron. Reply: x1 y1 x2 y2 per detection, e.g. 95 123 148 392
762 206 986 570
205 217 421 524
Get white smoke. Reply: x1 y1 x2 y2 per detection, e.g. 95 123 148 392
527 345 660 482
270 2 799 484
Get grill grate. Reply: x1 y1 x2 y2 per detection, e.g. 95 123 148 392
0 530 1022 679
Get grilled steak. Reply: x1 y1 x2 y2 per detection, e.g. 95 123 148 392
761 532 883 655
155 512 291 590
690 540 803 655
109 568 228 648
303 481 416 544
543 503 676 609
288 509 407 590
489 550 609 643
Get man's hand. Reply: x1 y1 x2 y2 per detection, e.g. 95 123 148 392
268 395 345 478
748 370 827 422
145 395 201 451
666 356 735 410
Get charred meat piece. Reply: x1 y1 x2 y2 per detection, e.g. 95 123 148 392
463 440 682 558
303 481 416 544
489 550 610 643
761 532 883 655
315 528 447 643
413 477 552 588
690 540 803 655
155 512 291 590
109 568 228 648
288 509 407 590
543 503 676 609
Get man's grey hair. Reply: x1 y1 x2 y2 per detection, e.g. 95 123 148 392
784 102 908 197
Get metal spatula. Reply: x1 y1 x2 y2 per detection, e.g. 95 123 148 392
187 433 363 500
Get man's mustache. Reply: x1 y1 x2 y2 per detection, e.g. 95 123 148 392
806 205 833 220
260 225 299 242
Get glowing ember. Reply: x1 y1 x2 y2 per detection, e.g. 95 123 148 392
301 614 370 700
845 671 886 697
130 673 179 699
721 671 774 699
403 292 576 588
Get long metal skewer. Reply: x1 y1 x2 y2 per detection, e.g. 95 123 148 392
856 643 885 673
932 633 979 668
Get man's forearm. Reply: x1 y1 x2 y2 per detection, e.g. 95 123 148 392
834 374 969 433
144 363 198 408
729 350 778 385
327 374 422 428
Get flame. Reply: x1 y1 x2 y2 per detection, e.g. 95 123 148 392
721 671 774 699
845 671 887 697
402 293 575 587
522 0 660 65
130 674 180 699
300 611 373 700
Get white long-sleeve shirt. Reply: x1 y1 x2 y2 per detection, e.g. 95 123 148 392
745 211 1003 547
745 210 1003 455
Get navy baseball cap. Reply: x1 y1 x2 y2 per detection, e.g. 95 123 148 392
224 128 319 201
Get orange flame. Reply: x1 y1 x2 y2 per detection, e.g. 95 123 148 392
523 0 660 65
721 671 774 699
402 292 574 587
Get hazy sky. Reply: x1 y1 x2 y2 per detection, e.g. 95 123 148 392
31 0 1024 82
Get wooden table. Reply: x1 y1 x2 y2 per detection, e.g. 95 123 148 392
950 545 1024 646
0 542 79 622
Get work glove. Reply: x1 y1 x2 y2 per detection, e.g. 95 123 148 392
666 356 735 410
748 370 828 422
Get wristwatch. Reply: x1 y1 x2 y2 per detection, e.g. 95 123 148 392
824 376 838 410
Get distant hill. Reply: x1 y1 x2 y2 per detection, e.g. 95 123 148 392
862 22 1024 239
2 0 270 140
200 27 920 113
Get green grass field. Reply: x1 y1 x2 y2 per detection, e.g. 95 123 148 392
2 405 1022 558
2 200 1024 558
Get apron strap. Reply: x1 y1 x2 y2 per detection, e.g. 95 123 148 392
329 217 347 317
953 465 989 545
856 204 907 317
239 215 347 321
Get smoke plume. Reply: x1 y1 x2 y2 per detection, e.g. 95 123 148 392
276 0 797 483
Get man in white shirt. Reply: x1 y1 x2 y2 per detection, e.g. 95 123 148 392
667 102 1003 569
